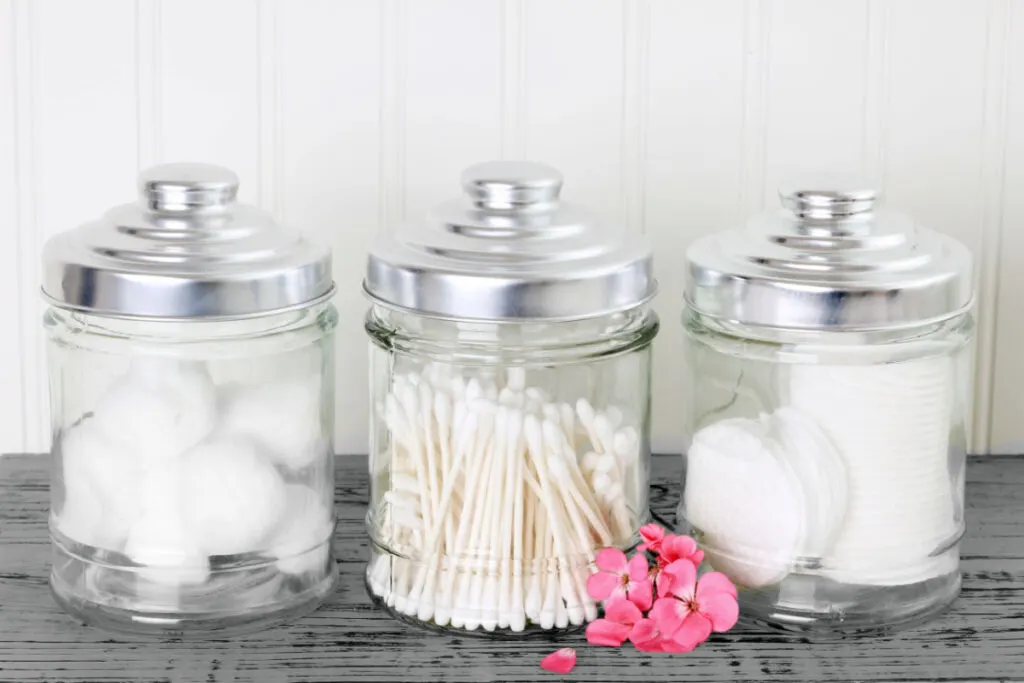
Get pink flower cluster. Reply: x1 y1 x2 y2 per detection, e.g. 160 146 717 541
539 523 739 674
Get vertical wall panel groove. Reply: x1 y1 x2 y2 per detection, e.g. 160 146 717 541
135 0 162 170
500 0 526 160
12 0 41 450
991 0 1024 454
739 0 771 217
621 0 650 235
256 0 283 218
973 0 1012 454
378 0 406 230
1 0 27 452
861 0 890 187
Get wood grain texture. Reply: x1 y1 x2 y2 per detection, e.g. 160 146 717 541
1 454 1022 683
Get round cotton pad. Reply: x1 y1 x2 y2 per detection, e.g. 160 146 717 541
684 415 804 588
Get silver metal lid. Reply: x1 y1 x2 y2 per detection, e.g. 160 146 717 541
685 178 973 330
42 163 334 320
363 161 655 321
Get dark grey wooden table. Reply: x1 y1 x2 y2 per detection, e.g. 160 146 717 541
2 454 1023 683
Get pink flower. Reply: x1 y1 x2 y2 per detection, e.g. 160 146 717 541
650 561 739 652
539 648 576 674
585 596 642 647
586 548 654 611
658 534 705 571
637 523 666 553
628 618 666 652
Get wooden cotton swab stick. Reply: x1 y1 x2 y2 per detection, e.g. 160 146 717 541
545 417 613 546
508 411 527 632
496 408 522 630
450 407 498 629
479 407 510 631
525 415 588 628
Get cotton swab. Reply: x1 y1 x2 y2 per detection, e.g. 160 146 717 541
367 366 643 633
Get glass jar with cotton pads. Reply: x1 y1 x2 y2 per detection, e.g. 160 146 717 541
42 163 338 637
363 161 658 635
680 179 973 636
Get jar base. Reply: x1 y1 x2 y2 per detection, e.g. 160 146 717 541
364 573 586 639
51 565 337 639
737 570 961 639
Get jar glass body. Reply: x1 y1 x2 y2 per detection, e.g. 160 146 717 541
679 306 973 636
364 304 658 635
45 303 339 637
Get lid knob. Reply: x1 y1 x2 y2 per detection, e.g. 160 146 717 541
779 178 877 219
461 161 563 211
140 162 239 213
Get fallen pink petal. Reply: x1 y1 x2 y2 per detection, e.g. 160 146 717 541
540 648 577 674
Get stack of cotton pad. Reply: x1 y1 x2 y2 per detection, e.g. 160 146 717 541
56 357 332 596
683 408 848 589
367 363 643 633
788 356 958 585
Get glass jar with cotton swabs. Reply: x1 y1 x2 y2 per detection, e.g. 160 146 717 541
363 161 658 635
679 179 974 636
42 164 338 636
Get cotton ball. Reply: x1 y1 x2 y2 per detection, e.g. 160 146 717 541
219 375 324 471
683 416 803 589
54 478 104 547
125 515 210 587
269 484 335 576
179 436 286 557
91 358 216 460
59 420 146 550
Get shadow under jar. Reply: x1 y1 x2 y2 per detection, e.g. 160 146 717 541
362 161 659 635
679 180 974 637
42 164 339 637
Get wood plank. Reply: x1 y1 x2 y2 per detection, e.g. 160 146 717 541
1 454 1022 682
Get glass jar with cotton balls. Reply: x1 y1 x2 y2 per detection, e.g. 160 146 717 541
42 163 338 637
679 178 974 636
363 160 659 636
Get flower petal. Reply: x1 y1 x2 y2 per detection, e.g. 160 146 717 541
661 559 697 598
693 549 705 566
695 571 738 600
626 618 659 647
586 570 620 601
649 597 687 639
700 591 740 632
671 611 713 652
663 534 699 563
605 595 643 626
627 578 654 612
586 618 631 647
540 648 577 674
627 553 650 582
595 547 629 573
639 523 665 551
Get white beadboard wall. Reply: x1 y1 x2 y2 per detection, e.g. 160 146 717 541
1 0 1022 455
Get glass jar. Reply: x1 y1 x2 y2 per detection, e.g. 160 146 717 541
41 164 338 637
362 161 659 635
679 181 974 636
